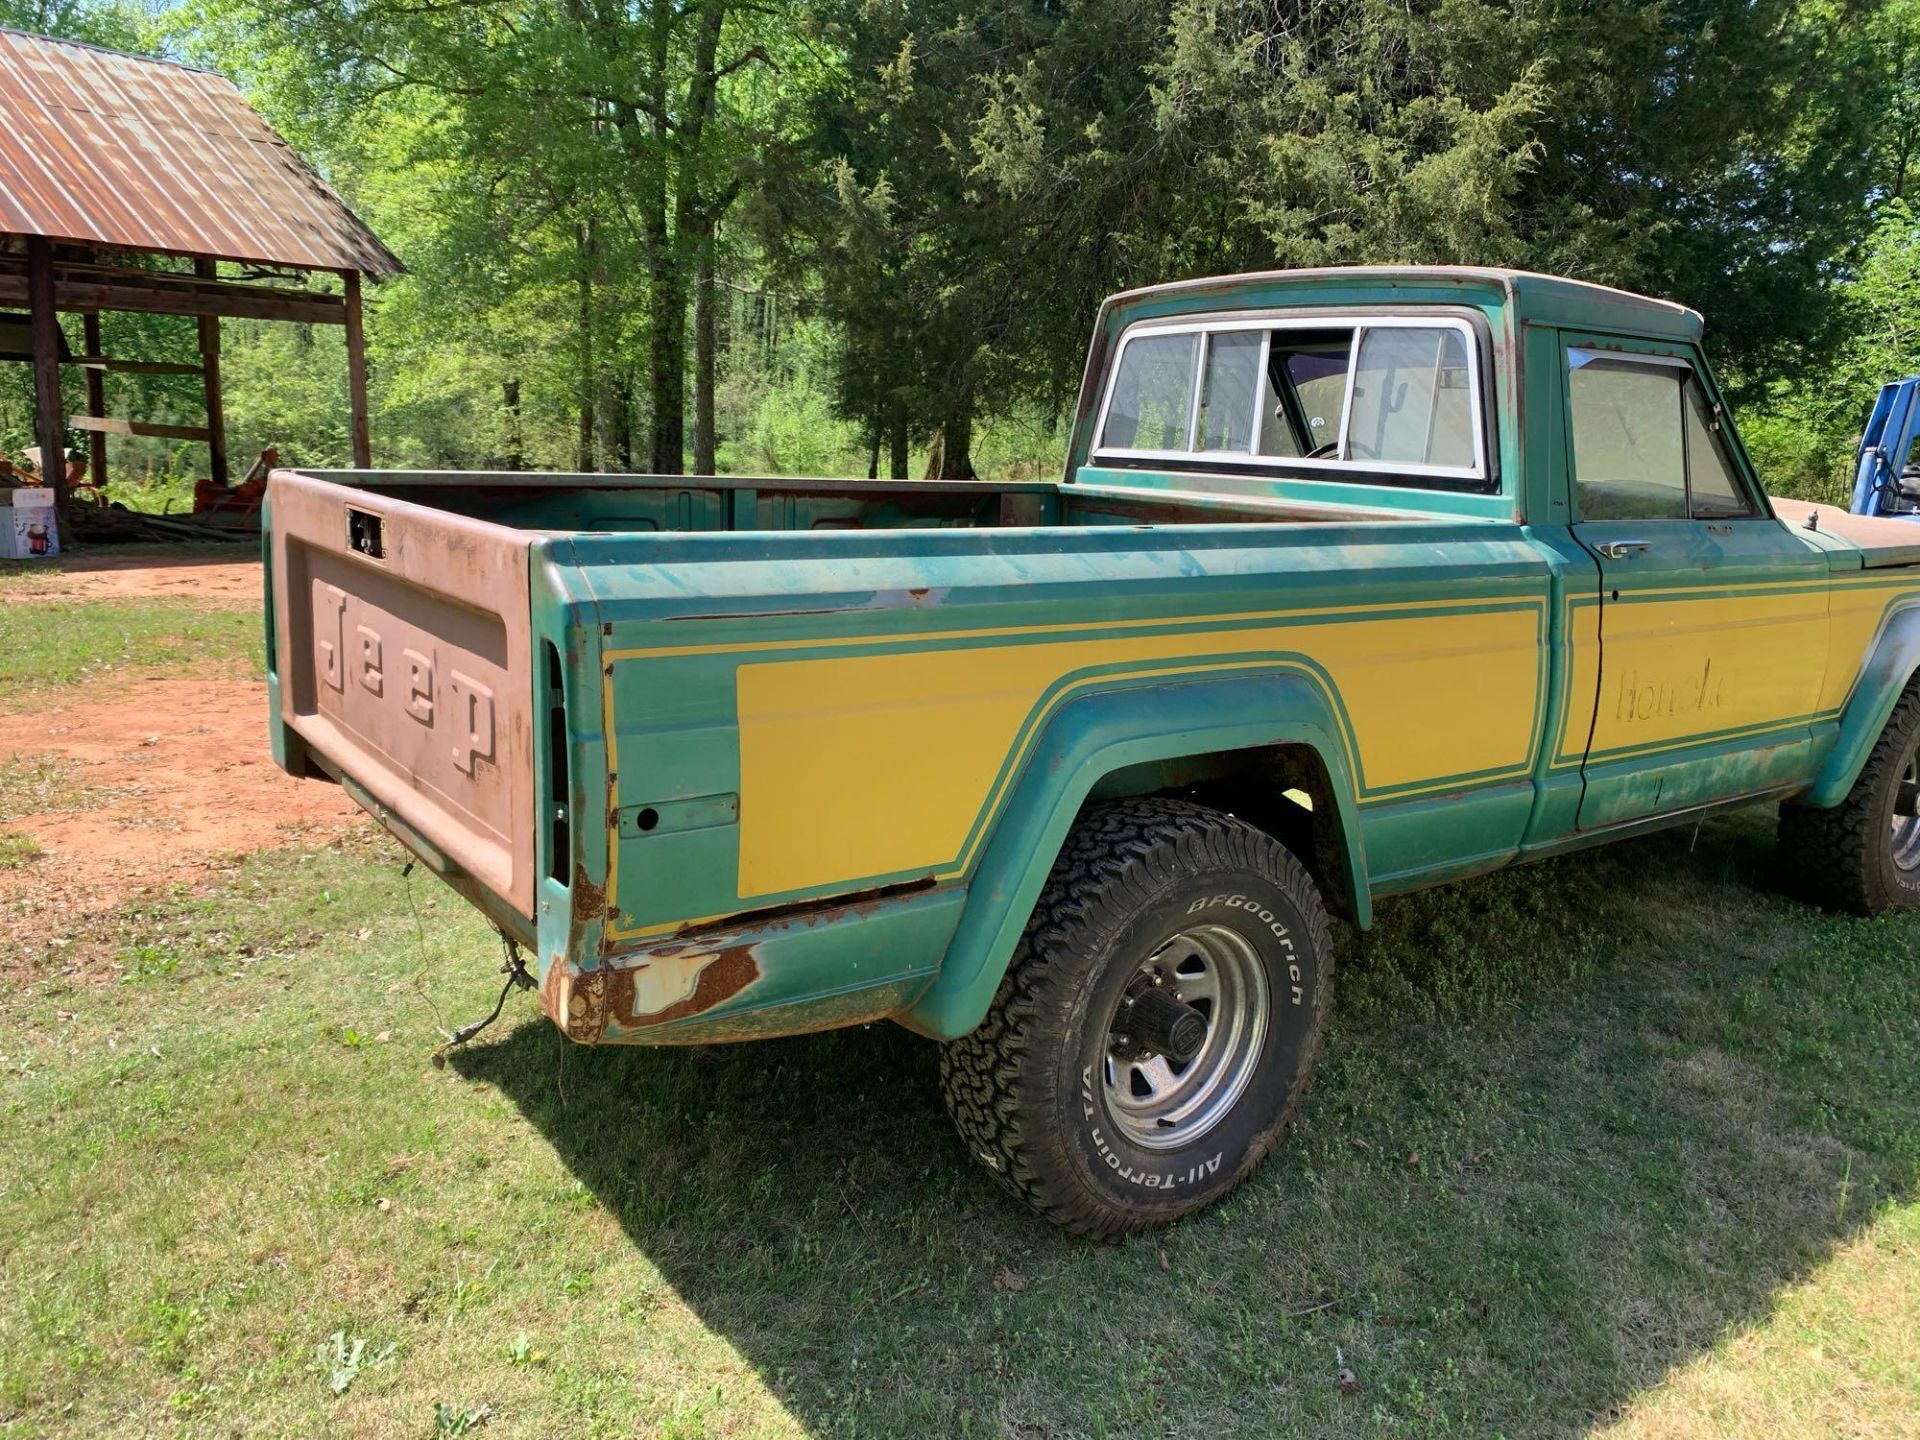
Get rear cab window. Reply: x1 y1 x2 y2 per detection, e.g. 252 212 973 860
1094 313 1490 490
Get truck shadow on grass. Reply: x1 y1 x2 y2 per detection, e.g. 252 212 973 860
453 807 1920 1437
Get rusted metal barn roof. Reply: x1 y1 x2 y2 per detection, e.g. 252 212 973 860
0 28 402 278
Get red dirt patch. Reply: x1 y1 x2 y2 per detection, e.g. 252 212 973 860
0 549 261 605
0 675 365 911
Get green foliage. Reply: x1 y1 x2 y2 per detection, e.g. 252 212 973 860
2 0 1917 492
310 1330 397 1396
1740 199 1920 502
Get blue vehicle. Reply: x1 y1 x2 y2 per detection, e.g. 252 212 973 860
1852 377 1920 518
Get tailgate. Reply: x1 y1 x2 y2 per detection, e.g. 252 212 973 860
269 470 537 917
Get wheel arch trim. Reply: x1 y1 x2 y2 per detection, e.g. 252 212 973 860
896 669 1367 1041
1808 600 1920 809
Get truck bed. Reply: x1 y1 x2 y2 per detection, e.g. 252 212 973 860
264 466 1511 980
301 468 1441 532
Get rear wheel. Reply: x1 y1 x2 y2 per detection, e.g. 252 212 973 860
1779 679 1920 915
939 798 1332 1237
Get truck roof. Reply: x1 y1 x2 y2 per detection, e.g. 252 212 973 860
1103 266 1704 342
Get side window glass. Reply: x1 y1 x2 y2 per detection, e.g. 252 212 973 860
1100 333 1197 451
1256 360 1303 458
1684 382 1756 518
1195 331 1262 452
1567 350 1687 520
1346 327 1476 469
1258 331 1353 457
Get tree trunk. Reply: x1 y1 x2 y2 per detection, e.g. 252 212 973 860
641 0 683 476
693 226 717 476
502 378 524 471
618 372 641 474
648 268 686 474
888 397 909 480
601 370 634 472
576 224 596 473
932 404 973 480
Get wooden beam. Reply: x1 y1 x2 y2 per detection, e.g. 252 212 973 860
0 263 349 326
69 415 213 442
196 258 228 486
26 237 68 530
80 312 106 494
63 356 205 376
344 270 371 468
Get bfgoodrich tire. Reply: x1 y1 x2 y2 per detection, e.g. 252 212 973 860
1779 679 1920 916
939 798 1332 1238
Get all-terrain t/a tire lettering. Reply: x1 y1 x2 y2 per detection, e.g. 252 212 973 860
1780 678 1920 915
939 798 1333 1237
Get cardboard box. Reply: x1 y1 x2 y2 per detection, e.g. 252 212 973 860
0 487 58 559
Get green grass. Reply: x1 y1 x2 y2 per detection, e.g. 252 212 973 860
0 830 38 870
0 599 261 701
0 582 1912 1433
1 812 1916 1437
0 756 135 826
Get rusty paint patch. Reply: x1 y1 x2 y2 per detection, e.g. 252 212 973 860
564 970 611 1042
537 958 615 1044
570 862 606 928
610 945 760 1028
540 944 761 1045
539 951 565 1016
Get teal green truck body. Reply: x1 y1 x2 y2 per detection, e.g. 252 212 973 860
265 267 1920 1049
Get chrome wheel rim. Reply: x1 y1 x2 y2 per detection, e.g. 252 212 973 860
1894 749 1920 872
1102 924 1270 1151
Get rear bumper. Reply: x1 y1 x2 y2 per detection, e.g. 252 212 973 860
535 884 965 1046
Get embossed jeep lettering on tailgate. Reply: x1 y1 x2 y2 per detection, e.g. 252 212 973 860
314 581 498 774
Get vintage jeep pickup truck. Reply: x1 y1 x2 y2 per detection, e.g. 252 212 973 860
266 267 1920 1236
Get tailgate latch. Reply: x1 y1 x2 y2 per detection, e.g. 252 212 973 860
347 507 385 559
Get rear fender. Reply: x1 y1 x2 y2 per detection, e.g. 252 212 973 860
1807 600 1920 808
897 670 1367 1040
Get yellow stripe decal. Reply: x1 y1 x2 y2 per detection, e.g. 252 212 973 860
601 572 1920 940
730 606 1544 898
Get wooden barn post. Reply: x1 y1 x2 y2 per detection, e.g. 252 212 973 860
25 237 68 527
81 311 107 492
195 258 228 486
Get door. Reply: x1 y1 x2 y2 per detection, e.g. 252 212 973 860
1563 340 1831 829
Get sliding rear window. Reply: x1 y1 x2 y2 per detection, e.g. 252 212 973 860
1094 314 1489 488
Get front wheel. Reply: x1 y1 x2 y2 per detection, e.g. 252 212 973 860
939 798 1332 1238
1779 678 1920 915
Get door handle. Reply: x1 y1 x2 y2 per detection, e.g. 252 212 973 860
1595 540 1650 559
